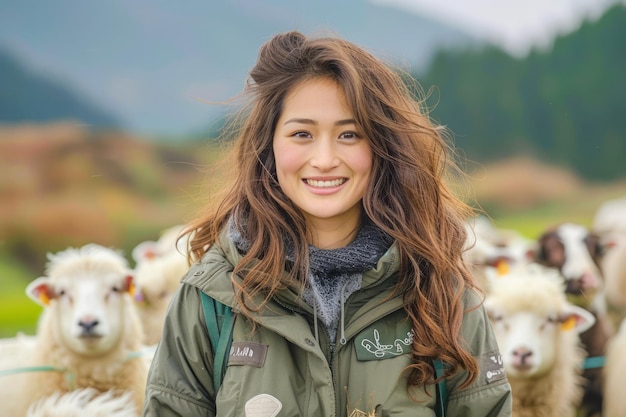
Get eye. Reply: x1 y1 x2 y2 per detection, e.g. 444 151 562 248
292 131 312 139
58 289 66 297
111 286 120 293
339 131 361 140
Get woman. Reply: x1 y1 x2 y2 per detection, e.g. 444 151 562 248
143 31 512 416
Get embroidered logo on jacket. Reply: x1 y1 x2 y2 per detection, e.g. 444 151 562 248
483 352 506 383
355 326 414 360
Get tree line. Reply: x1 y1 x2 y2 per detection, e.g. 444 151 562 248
415 5 626 181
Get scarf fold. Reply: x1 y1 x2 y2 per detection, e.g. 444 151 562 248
229 218 393 341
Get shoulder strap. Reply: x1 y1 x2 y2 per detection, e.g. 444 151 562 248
200 291 235 393
433 358 447 417
200 290 446 412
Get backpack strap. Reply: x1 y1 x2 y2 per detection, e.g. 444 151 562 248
433 358 447 417
200 291 235 393
200 290 447 414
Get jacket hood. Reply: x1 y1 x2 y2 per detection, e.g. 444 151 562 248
182 228 402 317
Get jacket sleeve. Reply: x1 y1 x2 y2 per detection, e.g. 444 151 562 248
446 290 513 417
142 283 217 417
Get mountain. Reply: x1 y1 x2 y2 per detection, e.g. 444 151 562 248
0 0 479 135
0 49 121 129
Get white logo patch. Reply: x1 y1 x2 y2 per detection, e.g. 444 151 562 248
244 394 282 417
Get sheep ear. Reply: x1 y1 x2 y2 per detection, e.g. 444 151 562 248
560 304 596 334
124 274 136 297
132 241 159 263
26 277 54 307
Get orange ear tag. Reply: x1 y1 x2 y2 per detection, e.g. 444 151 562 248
496 260 510 276
39 291 50 306
128 282 136 298
561 316 576 331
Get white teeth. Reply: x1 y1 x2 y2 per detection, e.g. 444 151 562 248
306 179 345 188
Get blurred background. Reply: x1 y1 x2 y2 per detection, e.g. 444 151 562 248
1 0 625 335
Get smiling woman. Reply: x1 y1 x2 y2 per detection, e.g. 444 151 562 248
142 31 512 417
273 77 373 249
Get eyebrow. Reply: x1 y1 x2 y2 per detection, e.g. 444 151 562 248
282 118 356 126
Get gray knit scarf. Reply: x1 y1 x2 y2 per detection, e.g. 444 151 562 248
229 218 393 342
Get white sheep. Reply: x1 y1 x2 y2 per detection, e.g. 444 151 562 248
592 196 626 328
463 216 534 291
0 244 150 417
131 224 191 345
485 263 596 417
26 388 137 417
603 317 626 417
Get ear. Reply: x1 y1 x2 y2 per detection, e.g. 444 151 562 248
123 274 136 297
560 303 596 334
131 241 159 264
26 277 54 307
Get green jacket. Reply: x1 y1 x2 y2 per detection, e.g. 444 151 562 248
143 233 512 417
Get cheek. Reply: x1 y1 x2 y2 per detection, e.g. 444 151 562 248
347 145 373 179
273 142 305 180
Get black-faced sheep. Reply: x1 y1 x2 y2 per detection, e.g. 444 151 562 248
0 244 150 417
131 224 191 345
485 263 595 417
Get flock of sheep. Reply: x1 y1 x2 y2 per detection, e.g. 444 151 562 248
0 196 625 417
466 195 626 417
0 225 189 417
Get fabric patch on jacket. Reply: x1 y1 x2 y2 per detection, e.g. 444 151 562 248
482 351 506 383
228 342 268 367
244 393 282 417
355 321 413 361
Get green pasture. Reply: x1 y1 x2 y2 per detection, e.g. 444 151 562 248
0 254 41 338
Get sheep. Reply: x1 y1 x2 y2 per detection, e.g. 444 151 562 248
485 263 596 417
131 224 191 345
26 388 137 417
463 216 534 291
603 317 626 417
535 222 614 417
0 244 150 417
592 196 626 328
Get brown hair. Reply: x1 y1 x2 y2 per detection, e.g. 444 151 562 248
186 31 479 389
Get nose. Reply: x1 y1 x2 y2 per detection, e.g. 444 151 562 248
310 138 339 170
511 347 533 370
78 317 100 334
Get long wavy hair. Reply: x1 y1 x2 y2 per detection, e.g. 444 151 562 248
186 31 479 389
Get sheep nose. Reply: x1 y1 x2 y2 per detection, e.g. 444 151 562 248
78 318 100 334
512 347 533 368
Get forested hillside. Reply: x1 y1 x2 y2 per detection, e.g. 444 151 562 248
417 4 626 181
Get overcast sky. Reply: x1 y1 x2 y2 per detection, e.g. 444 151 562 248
373 0 625 56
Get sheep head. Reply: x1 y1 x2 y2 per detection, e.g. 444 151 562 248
485 263 595 379
26 244 137 357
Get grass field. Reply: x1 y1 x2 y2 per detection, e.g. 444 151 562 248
0 254 42 337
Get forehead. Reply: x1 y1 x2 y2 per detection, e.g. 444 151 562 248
557 223 588 243
48 256 127 284
281 78 351 116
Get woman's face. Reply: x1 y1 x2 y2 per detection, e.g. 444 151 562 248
273 77 373 247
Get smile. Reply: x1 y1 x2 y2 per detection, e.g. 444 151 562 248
304 178 347 188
